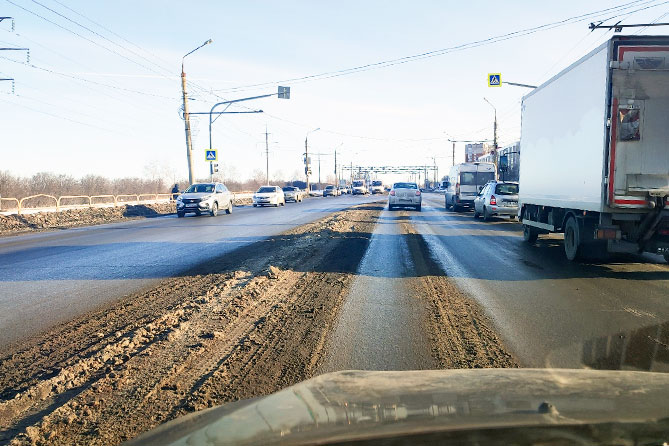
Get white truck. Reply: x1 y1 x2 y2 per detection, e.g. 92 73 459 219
519 35 669 262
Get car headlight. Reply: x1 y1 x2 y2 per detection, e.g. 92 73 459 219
200 195 211 201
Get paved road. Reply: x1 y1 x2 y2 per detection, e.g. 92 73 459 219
414 193 669 372
321 206 437 372
0 195 378 349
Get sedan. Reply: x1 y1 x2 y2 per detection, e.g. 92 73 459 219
253 186 285 207
282 186 304 203
176 182 233 218
473 181 519 221
323 185 339 197
388 182 421 211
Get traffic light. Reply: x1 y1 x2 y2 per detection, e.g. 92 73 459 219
213 163 219 173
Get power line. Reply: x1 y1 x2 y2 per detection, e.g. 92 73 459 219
212 0 668 94
0 95 128 134
0 54 178 99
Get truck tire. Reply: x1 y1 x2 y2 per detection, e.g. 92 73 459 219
523 225 538 243
564 216 582 261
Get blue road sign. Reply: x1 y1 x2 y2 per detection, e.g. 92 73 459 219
205 150 217 161
488 73 502 87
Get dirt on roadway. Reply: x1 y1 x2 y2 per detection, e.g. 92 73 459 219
0 203 176 236
0 203 517 445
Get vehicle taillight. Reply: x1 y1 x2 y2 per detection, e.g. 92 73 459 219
390 190 395 196
490 195 497 205
455 183 460 195
415 190 421 196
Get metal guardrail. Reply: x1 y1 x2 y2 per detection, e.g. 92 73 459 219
1 193 174 215
1 192 257 215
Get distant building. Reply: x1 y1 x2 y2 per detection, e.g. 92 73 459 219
465 143 492 162
476 141 520 182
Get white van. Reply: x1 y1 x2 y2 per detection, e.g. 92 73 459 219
445 162 496 211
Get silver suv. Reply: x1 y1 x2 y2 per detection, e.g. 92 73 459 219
473 181 519 221
176 182 233 218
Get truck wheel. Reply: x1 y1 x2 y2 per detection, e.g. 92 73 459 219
523 225 538 243
564 216 582 261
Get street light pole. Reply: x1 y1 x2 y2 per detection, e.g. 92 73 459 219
483 97 498 170
181 39 212 185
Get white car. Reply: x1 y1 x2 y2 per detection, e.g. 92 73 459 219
176 182 233 218
282 186 304 202
370 180 384 194
253 186 285 207
352 180 368 195
388 182 422 211
474 181 519 221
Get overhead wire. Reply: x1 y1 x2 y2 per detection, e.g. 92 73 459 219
212 0 669 94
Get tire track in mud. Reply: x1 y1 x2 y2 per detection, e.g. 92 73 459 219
0 203 382 446
400 219 519 369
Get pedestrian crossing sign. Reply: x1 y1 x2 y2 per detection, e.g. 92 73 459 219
488 73 502 87
205 150 217 161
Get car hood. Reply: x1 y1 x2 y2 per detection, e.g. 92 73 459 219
254 193 276 198
125 369 669 446
179 192 212 199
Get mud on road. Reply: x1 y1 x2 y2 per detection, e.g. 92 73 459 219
0 203 517 445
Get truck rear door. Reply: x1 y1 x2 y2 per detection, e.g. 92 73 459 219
609 44 669 208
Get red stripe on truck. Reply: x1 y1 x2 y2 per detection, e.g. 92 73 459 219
609 98 618 206
618 46 669 60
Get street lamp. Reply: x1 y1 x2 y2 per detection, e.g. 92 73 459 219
304 128 320 191
181 39 213 185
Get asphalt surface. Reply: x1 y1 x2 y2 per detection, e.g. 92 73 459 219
321 207 437 372
414 193 669 372
0 195 378 349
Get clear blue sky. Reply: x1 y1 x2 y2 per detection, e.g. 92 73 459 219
1 0 667 185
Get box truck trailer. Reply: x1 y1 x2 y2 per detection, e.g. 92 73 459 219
519 35 669 262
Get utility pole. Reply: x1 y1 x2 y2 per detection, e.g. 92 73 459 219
304 128 319 192
265 125 270 185
318 153 321 187
334 149 337 185
181 39 212 185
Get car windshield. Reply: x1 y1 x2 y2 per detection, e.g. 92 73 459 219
495 183 519 195
185 184 214 193
372 181 382 186
352 181 364 187
393 182 418 189
257 187 275 193
282 187 296 192
325 186 334 189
